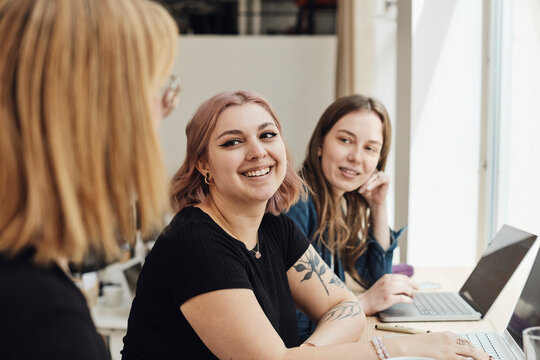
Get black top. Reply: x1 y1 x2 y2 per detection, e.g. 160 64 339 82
122 206 310 360
0 249 108 360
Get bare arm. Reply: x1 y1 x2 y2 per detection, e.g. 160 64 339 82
180 287 382 360
179 245 489 360
287 245 365 346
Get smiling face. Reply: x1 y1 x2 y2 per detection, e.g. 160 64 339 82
320 110 383 197
200 103 287 207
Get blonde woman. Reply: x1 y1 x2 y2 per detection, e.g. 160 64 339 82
0 0 178 358
285 95 417 341
122 91 488 360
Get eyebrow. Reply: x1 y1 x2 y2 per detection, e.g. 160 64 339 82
216 122 276 140
336 129 382 145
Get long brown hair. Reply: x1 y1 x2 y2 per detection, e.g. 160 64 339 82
171 91 303 215
300 95 392 284
0 0 178 265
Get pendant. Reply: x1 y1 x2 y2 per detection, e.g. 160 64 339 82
255 251 261 259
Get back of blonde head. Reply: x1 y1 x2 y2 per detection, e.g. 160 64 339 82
0 0 178 264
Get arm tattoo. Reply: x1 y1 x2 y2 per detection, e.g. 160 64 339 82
319 301 362 325
293 247 330 295
328 273 345 289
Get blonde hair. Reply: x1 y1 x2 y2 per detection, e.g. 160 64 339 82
0 0 178 265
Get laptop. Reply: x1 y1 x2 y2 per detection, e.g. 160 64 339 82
379 225 537 322
464 245 540 359
118 257 143 297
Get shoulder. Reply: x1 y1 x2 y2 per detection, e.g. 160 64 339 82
156 207 224 250
0 252 95 345
149 207 246 269
262 212 298 232
0 251 85 310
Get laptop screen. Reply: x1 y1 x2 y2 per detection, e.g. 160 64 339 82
507 247 540 350
459 225 537 316
123 261 142 296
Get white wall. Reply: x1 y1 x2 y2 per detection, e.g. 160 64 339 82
406 0 483 266
159 36 337 177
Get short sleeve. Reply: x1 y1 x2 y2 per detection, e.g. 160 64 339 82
276 214 311 270
149 222 252 307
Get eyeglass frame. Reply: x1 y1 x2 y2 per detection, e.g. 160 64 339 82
161 75 181 117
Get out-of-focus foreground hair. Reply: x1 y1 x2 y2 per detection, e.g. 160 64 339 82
301 94 392 284
0 0 178 265
171 91 303 216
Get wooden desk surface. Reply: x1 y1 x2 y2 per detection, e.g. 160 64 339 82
346 259 535 344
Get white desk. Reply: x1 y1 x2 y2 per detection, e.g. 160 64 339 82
92 255 534 359
347 259 534 344
91 293 132 360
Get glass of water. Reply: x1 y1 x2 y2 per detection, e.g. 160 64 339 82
524 326 540 360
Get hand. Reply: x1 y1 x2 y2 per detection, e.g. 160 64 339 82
385 332 491 360
358 171 389 207
357 274 418 315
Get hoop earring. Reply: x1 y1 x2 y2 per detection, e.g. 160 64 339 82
204 172 211 185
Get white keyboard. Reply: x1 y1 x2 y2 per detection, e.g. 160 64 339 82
413 292 471 316
464 332 506 360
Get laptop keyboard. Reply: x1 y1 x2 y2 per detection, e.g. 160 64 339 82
464 332 506 360
413 292 472 316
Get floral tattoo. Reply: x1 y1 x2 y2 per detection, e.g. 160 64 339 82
293 247 330 294
319 301 362 325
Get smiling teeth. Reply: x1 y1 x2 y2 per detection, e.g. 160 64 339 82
341 168 359 175
245 167 270 177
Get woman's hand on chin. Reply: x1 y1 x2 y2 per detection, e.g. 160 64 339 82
358 170 389 207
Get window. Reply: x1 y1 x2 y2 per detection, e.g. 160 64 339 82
157 0 336 35
489 0 540 239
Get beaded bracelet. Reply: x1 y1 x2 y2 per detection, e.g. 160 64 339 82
371 336 390 360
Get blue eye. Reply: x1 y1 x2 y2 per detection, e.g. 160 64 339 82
219 139 241 147
261 131 278 139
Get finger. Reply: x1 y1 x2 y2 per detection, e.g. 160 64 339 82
455 340 490 360
358 171 382 192
366 176 389 192
394 294 414 304
380 280 416 299
402 277 419 290
384 274 418 292
392 274 419 290
456 346 490 360
395 282 416 298
364 172 384 190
